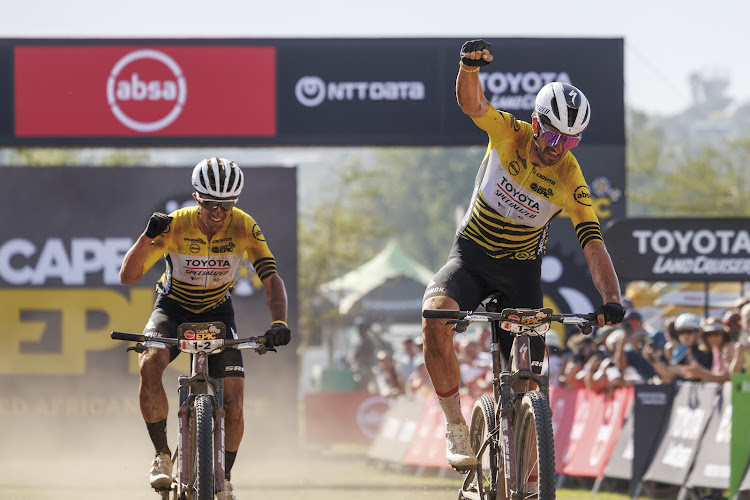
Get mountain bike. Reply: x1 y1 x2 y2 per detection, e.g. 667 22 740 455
423 296 596 500
111 321 277 500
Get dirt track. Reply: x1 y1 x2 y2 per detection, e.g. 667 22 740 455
2 443 461 500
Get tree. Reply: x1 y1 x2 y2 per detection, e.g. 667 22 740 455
297 158 393 345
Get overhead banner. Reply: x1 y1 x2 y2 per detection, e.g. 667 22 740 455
15 45 276 137
0 37 624 146
605 218 750 281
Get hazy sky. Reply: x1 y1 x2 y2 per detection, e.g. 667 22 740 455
2 0 747 116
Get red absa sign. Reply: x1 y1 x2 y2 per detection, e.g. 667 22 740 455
14 45 276 136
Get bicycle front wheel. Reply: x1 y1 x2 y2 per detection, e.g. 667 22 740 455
514 391 555 500
193 395 215 500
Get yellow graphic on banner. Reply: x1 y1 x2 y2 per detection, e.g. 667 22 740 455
0 288 183 375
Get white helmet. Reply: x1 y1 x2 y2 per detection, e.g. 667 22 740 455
192 157 244 198
534 82 590 135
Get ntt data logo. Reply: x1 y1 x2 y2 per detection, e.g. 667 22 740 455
106 49 187 132
295 76 425 107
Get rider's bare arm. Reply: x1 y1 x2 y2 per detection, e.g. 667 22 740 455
262 273 288 323
455 50 492 118
583 241 623 324
119 234 154 285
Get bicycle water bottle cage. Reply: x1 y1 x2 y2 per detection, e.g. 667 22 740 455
500 308 553 336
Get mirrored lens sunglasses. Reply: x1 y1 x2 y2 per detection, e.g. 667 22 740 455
539 121 582 149
195 194 237 212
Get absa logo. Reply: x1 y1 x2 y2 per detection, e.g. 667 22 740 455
106 49 187 133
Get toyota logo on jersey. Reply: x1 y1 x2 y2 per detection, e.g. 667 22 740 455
106 49 187 133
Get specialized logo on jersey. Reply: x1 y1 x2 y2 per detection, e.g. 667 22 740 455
106 49 187 132
480 149 562 227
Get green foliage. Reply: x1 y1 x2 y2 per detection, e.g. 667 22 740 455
298 158 393 340
626 110 750 217
371 146 482 270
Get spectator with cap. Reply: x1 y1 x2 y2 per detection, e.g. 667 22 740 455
669 313 712 380
680 316 733 383
611 310 657 385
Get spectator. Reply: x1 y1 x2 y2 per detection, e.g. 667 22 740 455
405 355 434 399
457 338 492 397
375 350 405 397
560 333 596 389
394 337 420 383
680 317 732 382
613 311 658 384
661 316 679 365
722 310 742 342
669 313 712 381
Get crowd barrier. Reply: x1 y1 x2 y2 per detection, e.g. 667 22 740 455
302 375 750 498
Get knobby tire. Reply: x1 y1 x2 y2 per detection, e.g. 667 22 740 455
194 395 215 500
514 391 555 500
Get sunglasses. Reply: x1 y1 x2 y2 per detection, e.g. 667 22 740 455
195 193 237 212
538 121 582 149
677 328 699 335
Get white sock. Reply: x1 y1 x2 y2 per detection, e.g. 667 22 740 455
437 390 464 424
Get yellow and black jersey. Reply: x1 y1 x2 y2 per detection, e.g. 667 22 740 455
142 206 277 313
457 105 602 260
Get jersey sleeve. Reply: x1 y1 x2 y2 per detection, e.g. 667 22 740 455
471 105 530 151
240 212 278 282
560 159 603 249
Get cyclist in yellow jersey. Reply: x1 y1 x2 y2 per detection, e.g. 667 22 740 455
119 157 290 500
422 40 626 470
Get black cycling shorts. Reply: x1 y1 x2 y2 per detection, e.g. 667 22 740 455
423 237 546 373
143 295 244 378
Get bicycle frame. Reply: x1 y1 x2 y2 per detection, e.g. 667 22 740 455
111 322 274 500
177 351 226 496
425 304 596 500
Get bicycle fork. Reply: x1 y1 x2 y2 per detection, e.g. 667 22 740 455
176 372 226 495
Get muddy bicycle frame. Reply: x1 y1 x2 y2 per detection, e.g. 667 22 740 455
112 321 274 499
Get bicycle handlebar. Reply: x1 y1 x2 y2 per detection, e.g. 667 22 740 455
111 331 271 349
422 309 464 320
422 308 598 334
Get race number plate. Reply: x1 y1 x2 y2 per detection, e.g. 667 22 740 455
500 308 552 336
177 321 227 353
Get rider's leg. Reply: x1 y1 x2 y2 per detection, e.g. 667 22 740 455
423 295 464 420
423 295 478 468
139 348 171 453
223 376 245 480
140 347 173 488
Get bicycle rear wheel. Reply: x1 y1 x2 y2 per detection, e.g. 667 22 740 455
193 394 215 500
514 391 555 500
468 395 507 500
